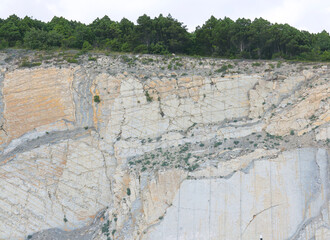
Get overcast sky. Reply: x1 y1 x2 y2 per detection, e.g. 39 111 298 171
1 0 329 33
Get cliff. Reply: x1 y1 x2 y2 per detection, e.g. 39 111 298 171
0 50 329 240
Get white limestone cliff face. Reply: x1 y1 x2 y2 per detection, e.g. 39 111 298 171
0 136 113 238
143 148 329 240
0 52 329 240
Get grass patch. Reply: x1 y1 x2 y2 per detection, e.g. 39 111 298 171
19 61 41 68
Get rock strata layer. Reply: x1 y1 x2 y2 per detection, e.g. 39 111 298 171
0 51 329 240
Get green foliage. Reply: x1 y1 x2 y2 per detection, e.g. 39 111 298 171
136 14 189 54
188 163 199 172
214 142 222 147
150 42 169 55
215 64 229 73
23 29 45 49
126 188 131 196
134 44 148 53
46 31 63 47
66 58 78 63
88 56 97 61
102 220 110 235
314 30 330 51
321 51 330 61
24 28 61 49
94 95 101 103
19 59 41 68
82 41 92 51
0 39 9 49
309 115 317 121
145 91 153 102
0 14 329 61
0 16 22 47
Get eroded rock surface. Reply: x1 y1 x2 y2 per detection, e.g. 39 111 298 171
143 148 329 240
0 51 329 240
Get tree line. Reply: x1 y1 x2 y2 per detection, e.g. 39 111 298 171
0 14 329 61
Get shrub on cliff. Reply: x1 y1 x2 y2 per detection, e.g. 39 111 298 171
94 95 101 103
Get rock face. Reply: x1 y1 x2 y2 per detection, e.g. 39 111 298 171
3 68 75 142
144 148 329 240
0 51 329 240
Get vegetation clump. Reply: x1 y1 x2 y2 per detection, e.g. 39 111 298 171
94 95 101 103
145 91 153 102
0 14 329 61
19 60 41 68
215 64 233 73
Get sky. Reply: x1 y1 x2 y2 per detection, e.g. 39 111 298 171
0 0 329 33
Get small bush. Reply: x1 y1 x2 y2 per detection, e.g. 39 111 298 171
309 115 317 121
214 142 222 147
94 95 101 103
121 55 131 63
141 58 154 64
175 62 183 67
161 162 169 166
102 220 110 234
126 188 131 196
145 91 153 102
215 65 228 73
67 58 78 63
188 163 199 172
